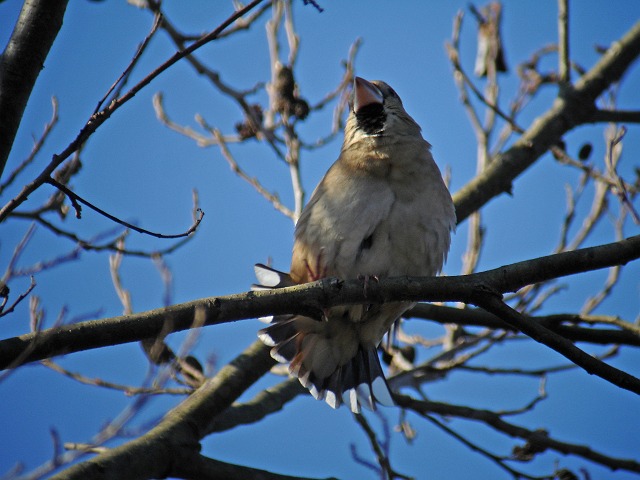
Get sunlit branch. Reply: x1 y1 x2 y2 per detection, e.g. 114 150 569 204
1 234 638 369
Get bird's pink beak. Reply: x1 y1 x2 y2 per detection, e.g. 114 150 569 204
354 77 383 113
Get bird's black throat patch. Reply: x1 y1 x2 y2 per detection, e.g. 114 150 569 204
355 103 386 135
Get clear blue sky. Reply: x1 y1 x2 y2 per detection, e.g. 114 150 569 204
1 1 639 479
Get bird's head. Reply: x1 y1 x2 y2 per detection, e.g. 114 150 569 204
346 77 421 142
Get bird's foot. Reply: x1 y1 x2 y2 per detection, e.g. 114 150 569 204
358 274 379 299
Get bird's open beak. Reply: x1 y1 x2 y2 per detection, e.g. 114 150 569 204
354 77 383 113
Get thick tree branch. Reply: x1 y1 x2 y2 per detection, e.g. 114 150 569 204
51 340 336 479
453 20 640 223
471 294 639 394
0 0 68 179
49 340 295 480
172 454 337 480
589 108 640 123
207 378 305 434
408 304 640 346
1 235 638 370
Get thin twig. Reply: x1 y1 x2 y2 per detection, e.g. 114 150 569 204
352 413 412 480
0 0 267 223
95 12 163 113
10 212 195 258
423 413 550 480
212 129 295 219
397 394 640 474
0 97 59 196
41 360 193 396
0 276 36 318
558 0 570 84
45 177 204 239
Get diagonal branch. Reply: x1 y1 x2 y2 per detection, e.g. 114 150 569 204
0 0 69 179
171 454 337 480
470 294 639 394
48 340 336 480
453 20 640 224
206 378 305 434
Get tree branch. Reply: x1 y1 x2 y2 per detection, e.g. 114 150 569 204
471 294 639 394
206 378 305 434
172 454 338 480
453 20 640 224
0 0 266 223
558 0 570 84
48 340 284 480
423 413 542 479
1 235 638 370
590 108 640 123
44 177 204 239
397 394 640 474
49 340 336 480
408 304 640 346
0 0 68 179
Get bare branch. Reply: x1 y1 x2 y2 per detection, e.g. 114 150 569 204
206 378 305 434
407 303 640 346
423 413 546 479
590 108 640 123
11 208 198 259
453 20 640 224
397 394 640 474
45 177 205 239
41 360 193 396
0 0 68 178
212 129 295 219
0 276 35 319
148 1 285 161
558 0 570 84
551 145 637 196
0 0 267 222
47 340 280 480
0 97 58 195
95 12 162 113
352 412 412 480
473 294 639 393
2 234 638 370
172 453 337 480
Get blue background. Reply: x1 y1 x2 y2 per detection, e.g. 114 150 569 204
1 1 639 479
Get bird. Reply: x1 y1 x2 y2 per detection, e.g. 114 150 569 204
253 76 456 413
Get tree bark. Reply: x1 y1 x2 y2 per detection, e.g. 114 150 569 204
0 0 69 179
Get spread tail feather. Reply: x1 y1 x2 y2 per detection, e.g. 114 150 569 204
254 264 394 413
261 316 394 413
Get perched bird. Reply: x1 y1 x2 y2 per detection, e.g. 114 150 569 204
254 77 456 413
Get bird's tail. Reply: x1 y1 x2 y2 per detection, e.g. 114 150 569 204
253 263 395 413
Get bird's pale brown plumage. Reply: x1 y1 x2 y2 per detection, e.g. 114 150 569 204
254 77 455 413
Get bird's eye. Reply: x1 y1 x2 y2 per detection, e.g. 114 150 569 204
386 86 399 99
